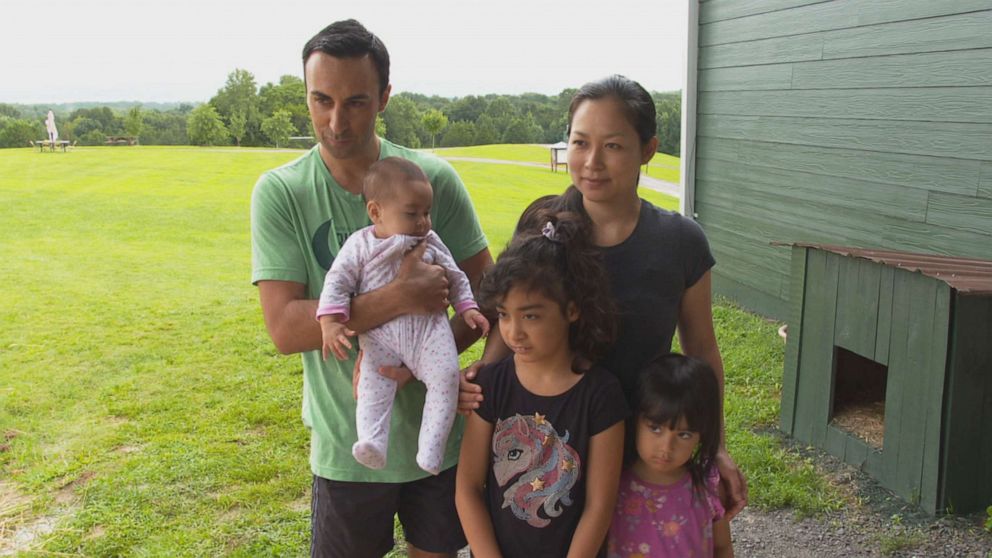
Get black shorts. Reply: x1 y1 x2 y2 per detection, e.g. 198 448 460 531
310 466 467 558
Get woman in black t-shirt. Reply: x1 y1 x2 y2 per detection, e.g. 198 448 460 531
461 75 748 521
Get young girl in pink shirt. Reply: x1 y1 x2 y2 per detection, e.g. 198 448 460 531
608 354 733 558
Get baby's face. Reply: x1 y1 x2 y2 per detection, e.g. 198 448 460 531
370 178 433 237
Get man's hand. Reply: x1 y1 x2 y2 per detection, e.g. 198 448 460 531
457 361 486 415
352 349 416 401
462 309 490 338
319 316 355 361
396 241 449 314
715 448 748 520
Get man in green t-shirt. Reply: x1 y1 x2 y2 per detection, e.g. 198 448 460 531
250 19 498 558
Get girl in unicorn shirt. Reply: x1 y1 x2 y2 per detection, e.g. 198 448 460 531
456 210 628 558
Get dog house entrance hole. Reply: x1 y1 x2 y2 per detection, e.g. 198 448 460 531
831 346 887 449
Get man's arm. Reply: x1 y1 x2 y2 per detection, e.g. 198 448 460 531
258 281 320 355
452 248 513 414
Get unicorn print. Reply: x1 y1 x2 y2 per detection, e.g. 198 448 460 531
492 412 581 528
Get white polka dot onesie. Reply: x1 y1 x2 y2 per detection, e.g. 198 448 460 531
316 226 478 475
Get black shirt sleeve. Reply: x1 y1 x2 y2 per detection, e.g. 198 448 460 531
586 368 630 436
680 215 716 290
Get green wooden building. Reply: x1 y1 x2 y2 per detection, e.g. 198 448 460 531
682 0 992 320
779 244 992 514
680 0 992 514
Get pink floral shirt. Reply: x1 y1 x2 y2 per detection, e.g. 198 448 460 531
608 468 724 558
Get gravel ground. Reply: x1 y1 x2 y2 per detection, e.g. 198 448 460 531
732 439 992 558
449 434 992 558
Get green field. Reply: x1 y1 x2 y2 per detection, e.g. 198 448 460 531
0 145 837 556
434 144 681 185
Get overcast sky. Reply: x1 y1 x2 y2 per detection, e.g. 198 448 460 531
2 0 687 104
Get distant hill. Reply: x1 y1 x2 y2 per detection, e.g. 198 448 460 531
9 101 197 119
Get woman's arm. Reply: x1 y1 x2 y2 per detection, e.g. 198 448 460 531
677 271 724 393
677 271 748 519
713 516 734 558
566 421 624 558
455 413 503 558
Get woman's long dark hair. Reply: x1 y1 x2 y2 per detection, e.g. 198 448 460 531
636 353 722 495
480 209 616 370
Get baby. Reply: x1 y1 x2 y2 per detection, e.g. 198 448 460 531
316 156 489 475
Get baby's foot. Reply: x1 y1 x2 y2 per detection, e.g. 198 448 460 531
353 440 387 469
416 450 442 476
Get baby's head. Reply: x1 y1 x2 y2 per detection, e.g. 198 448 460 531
364 157 433 238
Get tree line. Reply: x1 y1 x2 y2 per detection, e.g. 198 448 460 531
0 69 681 154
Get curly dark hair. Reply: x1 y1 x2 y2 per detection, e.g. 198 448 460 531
480 208 616 371
636 353 722 496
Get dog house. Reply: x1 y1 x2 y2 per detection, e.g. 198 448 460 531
779 244 992 514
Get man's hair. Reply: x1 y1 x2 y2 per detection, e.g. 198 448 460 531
302 19 390 94
362 157 429 202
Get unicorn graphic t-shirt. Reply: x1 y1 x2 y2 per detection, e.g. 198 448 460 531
474 356 629 558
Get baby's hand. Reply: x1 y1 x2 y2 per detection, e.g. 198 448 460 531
462 308 490 337
319 317 356 361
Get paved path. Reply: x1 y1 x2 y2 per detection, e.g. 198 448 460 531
178 149 682 198
440 156 681 198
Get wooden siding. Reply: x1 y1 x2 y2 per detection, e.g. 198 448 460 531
941 295 992 513
981 163 992 199
779 246 808 432
699 0 828 25
695 0 992 319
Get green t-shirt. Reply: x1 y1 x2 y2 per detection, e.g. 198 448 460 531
250 139 487 482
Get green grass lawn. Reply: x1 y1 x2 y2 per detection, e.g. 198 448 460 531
644 152 681 184
0 145 837 556
433 143 682 185
433 143 550 163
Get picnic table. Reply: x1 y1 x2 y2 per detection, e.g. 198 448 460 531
104 135 138 146
34 140 72 152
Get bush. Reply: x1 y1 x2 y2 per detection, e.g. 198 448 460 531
186 104 229 146
441 121 476 147
0 118 43 148
81 129 107 146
